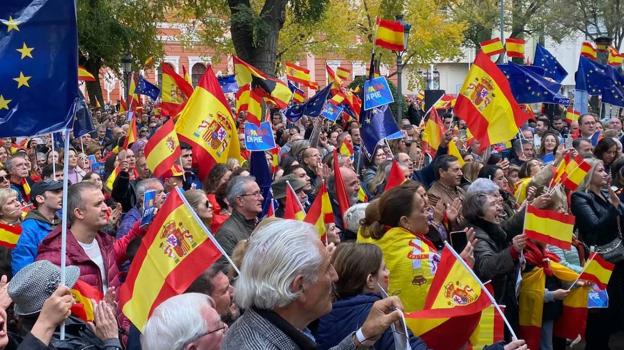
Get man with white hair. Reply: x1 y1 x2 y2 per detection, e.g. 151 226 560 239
142 293 226 350
222 219 404 349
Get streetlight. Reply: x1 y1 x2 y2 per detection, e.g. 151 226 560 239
395 15 411 122
121 53 132 105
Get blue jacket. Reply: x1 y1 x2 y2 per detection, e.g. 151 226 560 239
314 293 430 350
116 207 141 239
12 210 59 275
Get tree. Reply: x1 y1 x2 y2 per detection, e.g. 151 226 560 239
78 0 174 106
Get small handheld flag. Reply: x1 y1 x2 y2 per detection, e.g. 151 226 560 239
579 252 614 289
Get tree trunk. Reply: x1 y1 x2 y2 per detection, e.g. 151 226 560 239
81 56 104 107
228 0 287 76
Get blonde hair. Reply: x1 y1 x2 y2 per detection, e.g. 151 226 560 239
0 188 19 219
577 158 603 193
183 189 207 213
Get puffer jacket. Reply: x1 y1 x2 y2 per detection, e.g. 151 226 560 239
12 210 60 275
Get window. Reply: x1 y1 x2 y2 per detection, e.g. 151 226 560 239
192 63 206 87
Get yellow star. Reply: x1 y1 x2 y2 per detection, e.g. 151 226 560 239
2 16 19 32
13 72 31 88
16 43 33 59
0 95 10 110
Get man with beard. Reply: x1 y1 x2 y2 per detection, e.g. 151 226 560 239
328 167 360 239
186 263 239 325
428 154 465 212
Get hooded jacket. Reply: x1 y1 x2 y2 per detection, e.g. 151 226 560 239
12 210 60 275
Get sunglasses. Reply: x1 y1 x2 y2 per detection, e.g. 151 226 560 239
205 201 213 209
0 175 8 182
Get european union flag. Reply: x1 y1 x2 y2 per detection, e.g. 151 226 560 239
0 0 78 137
498 63 569 105
73 91 94 138
135 75 160 100
361 105 401 156
576 56 624 107
285 84 331 121
218 74 238 94
249 150 273 218
533 44 568 83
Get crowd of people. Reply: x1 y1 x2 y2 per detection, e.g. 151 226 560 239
0 99 622 350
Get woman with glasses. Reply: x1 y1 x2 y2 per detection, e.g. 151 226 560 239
184 189 214 228
0 168 10 190
0 187 22 277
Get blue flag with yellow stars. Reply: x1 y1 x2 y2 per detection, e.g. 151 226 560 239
0 0 78 137
533 44 568 83
576 56 624 107
498 62 569 105
360 105 401 157
136 75 160 100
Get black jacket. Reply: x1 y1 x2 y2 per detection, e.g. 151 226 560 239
571 190 624 246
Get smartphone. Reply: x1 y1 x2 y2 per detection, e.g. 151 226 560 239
449 230 468 252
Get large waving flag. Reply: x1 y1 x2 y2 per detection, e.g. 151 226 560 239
136 75 160 101
523 205 575 249
303 183 334 241
374 18 406 51
576 56 624 107
285 84 332 122
233 56 292 109
119 189 223 330
497 63 569 105
405 245 492 349
160 64 193 116
175 66 243 180
454 51 530 150
360 105 402 156
285 62 313 88
533 44 568 82
579 252 614 289
422 107 445 156
144 119 181 178
0 0 78 137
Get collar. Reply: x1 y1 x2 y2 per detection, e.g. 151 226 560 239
253 308 317 350
232 209 258 226
436 180 460 192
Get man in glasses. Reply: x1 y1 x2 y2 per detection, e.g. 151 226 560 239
216 176 263 259
4 154 32 203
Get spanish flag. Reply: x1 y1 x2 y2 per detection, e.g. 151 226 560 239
237 86 264 125
448 139 465 167
283 182 306 221
384 160 406 191
560 154 591 191
581 41 597 60
182 65 192 85
326 64 343 87
70 280 103 322
608 46 624 66
374 18 406 52
123 115 138 150
468 304 505 349
233 56 292 109
175 65 243 180
235 84 251 115
505 37 525 59
336 66 351 82
105 165 122 191
0 222 21 248
270 147 280 173
303 183 334 241
288 81 306 104
285 62 312 87
20 178 30 202
579 252 614 289
128 73 142 111
357 185 368 203
119 99 127 114
339 140 354 159
405 245 491 349
160 63 193 117
77 66 96 82
144 119 181 178
553 285 590 340
565 107 580 123
454 51 529 150
523 205 575 249
119 189 222 330
422 107 445 156
332 151 351 218
479 38 504 56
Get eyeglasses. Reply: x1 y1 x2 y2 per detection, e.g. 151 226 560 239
178 323 227 350
0 175 8 182
240 191 261 198
205 200 213 209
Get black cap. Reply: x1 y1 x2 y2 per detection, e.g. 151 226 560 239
30 180 63 203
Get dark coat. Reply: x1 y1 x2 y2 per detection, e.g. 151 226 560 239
570 190 624 246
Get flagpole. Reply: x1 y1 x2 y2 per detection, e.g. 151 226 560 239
59 126 72 340
443 241 518 340
175 187 241 276
567 252 595 291
50 132 56 176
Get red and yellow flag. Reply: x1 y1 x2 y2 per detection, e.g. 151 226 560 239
608 46 624 66
505 37 525 59
565 107 580 123
175 65 243 180
238 87 264 125
233 56 292 109
182 65 192 85
160 63 193 117
77 66 95 82
105 165 121 191
283 183 306 221
357 185 368 203
448 139 465 167
405 245 491 349
332 151 351 218
285 62 313 88
144 119 181 178
581 41 597 60
454 51 529 150
384 160 406 191
119 189 222 330
560 154 591 191
554 285 590 340
374 18 406 52
0 222 21 248
119 99 127 114
326 64 343 87
479 38 504 56
524 205 575 249
339 140 354 158
422 107 445 156
128 73 142 111
123 115 138 150
336 66 351 82
468 304 505 349
270 147 280 173
303 183 334 240
70 280 103 322
579 252 614 289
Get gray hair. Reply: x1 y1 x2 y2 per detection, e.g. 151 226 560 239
141 293 215 350
68 182 100 223
4 154 25 174
225 175 256 209
136 178 162 205
467 178 499 194
235 219 323 310
343 203 368 233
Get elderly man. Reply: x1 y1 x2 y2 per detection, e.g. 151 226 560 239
142 293 226 350
186 263 238 323
116 178 166 239
510 139 535 167
216 176 262 258
5 154 32 203
221 219 404 349
579 113 600 145
428 154 465 208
